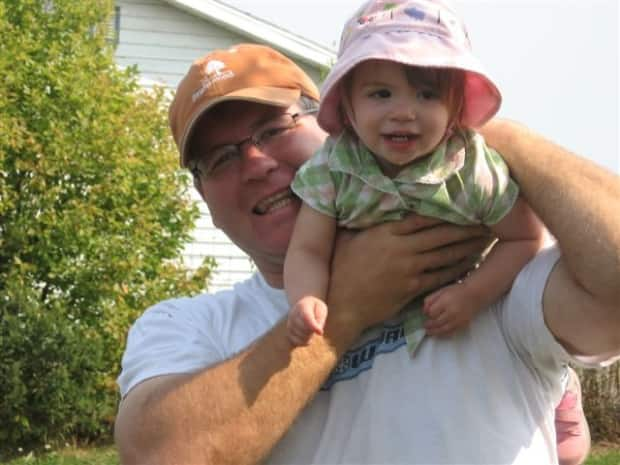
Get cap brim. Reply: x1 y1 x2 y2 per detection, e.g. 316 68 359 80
180 87 301 167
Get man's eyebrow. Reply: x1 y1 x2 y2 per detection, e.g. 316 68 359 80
251 113 280 129
202 109 288 152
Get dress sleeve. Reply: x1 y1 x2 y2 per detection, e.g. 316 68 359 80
290 140 339 218
463 131 520 225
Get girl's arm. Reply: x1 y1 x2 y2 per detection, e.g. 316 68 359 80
425 197 546 335
490 196 546 242
465 197 547 305
284 204 338 306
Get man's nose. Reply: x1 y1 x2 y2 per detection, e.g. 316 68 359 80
240 143 278 182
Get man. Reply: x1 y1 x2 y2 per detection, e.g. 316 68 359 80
115 44 618 464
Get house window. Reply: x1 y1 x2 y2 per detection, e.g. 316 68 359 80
107 6 120 48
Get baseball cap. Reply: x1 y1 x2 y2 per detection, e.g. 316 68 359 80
169 43 320 167
318 0 502 135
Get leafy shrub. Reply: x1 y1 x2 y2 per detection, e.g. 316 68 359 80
580 366 620 442
0 0 213 454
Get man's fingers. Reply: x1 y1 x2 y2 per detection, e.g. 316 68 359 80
414 259 472 295
389 215 444 235
400 224 491 253
417 237 492 273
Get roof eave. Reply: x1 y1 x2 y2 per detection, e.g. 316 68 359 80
161 0 336 68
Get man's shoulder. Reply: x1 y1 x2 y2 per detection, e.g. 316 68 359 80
492 245 571 366
117 274 286 397
139 273 277 324
511 245 560 299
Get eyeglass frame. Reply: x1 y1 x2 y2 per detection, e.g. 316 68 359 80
189 108 318 181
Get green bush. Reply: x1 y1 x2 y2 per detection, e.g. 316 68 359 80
0 0 213 454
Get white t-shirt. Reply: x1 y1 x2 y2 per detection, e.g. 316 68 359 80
117 246 616 464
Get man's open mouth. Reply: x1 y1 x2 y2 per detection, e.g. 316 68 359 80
253 189 296 215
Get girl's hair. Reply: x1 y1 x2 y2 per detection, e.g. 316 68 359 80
404 66 465 130
341 62 466 130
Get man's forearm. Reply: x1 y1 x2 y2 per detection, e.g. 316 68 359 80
481 119 620 306
115 318 359 465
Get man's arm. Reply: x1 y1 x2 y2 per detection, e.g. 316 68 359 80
481 119 620 356
115 217 489 465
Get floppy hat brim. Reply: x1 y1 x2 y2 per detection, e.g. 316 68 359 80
318 29 501 134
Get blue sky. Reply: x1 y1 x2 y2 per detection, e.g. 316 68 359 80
225 0 619 173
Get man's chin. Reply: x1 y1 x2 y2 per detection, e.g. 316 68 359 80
259 213 297 246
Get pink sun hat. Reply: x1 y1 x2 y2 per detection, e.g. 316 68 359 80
318 0 502 135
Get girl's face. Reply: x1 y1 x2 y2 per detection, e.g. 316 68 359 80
347 60 450 177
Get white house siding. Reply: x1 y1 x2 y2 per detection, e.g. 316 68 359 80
114 0 323 86
114 0 323 291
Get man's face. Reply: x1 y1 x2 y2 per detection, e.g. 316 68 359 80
190 100 326 281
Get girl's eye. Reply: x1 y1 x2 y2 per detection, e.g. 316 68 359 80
418 89 439 100
369 89 391 99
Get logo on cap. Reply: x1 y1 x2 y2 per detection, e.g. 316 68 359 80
192 60 236 102
205 60 226 76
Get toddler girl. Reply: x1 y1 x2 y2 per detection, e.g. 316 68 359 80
284 0 545 347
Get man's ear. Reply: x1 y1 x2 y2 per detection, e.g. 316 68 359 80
192 175 209 204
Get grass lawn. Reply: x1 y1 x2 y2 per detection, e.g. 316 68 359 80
3 443 619 464
585 442 620 465
2 446 118 465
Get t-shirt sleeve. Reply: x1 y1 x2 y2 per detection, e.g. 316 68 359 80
290 140 339 218
116 299 223 398
463 131 520 225
499 245 620 372
500 246 568 370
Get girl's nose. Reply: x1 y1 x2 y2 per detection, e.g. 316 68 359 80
391 97 418 121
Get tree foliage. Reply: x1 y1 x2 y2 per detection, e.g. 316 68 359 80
580 366 620 443
0 0 213 452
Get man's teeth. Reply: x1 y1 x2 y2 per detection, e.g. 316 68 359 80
254 190 294 214
267 197 292 211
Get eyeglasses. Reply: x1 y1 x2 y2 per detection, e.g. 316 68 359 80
190 109 318 180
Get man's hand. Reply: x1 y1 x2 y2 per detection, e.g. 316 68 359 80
326 215 492 336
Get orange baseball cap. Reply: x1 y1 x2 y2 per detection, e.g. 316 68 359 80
169 43 320 167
